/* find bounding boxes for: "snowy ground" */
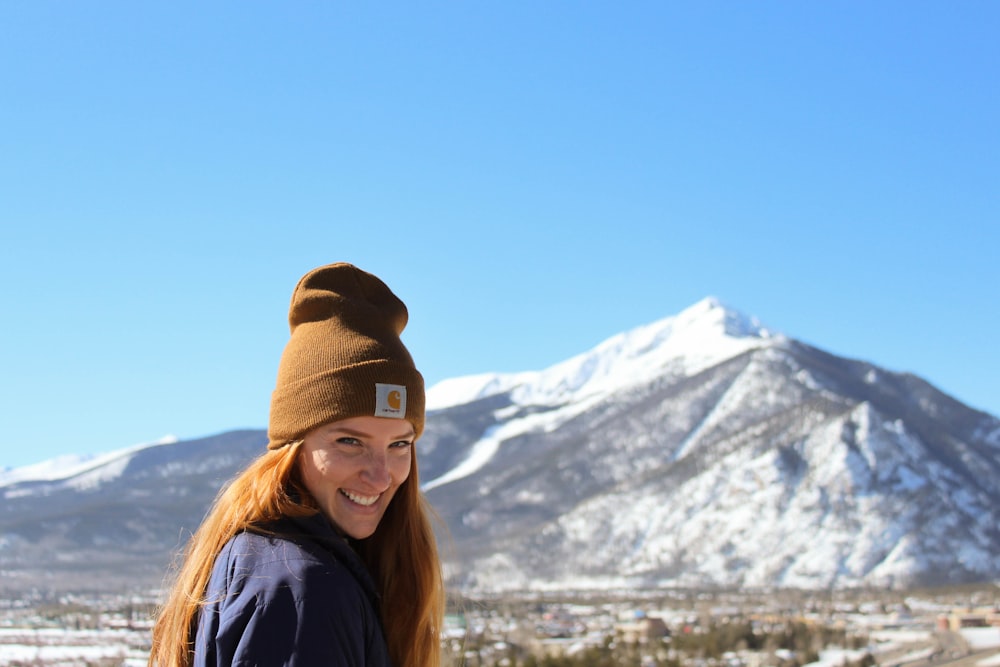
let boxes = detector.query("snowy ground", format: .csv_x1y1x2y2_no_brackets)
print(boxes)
962,627,1000,651
0,627,149,666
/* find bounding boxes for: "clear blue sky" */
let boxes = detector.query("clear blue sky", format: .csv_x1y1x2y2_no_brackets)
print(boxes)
1,2,997,469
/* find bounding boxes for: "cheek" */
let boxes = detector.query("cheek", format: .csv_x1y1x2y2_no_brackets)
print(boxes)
390,454,412,485
301,451,332,492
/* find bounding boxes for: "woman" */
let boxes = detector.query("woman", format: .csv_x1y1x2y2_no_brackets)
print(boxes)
149,262,445,667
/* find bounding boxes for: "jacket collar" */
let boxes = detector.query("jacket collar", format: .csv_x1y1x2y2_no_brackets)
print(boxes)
264,512,383,614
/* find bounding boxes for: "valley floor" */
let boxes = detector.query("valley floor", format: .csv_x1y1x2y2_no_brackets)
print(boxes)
0,586,997,667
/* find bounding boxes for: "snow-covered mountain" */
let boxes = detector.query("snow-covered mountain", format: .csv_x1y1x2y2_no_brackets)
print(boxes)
0,430,268,592
0,436,178,489
421,298,777,490
2,298,999,594
418,298,1000,591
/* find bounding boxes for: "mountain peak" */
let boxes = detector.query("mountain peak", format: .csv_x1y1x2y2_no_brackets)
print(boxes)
672,296,773,340
427,297,780,411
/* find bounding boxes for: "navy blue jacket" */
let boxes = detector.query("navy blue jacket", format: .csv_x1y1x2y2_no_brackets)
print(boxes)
193,513,392,667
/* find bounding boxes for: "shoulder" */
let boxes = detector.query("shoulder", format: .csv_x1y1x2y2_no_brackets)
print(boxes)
214,529,366,607
197,529,389,665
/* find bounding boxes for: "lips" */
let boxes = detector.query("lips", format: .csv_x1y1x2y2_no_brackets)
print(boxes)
341,489,380,507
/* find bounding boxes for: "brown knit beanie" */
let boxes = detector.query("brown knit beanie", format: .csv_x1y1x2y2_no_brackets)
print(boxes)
267,263,425,448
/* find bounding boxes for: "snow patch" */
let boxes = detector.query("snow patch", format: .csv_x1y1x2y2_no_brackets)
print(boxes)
0,436,178,488
423,426,505,491
423,395,603,490
427,372,534,411
961,627,1000,650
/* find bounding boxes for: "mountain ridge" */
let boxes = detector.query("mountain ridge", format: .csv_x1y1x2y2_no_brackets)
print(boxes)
426,296,776,412
416,324,1000,592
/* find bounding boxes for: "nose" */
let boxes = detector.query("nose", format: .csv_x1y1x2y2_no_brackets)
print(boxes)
360,449,391,490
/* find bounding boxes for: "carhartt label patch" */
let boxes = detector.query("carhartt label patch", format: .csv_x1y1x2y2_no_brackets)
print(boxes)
374,383,406,419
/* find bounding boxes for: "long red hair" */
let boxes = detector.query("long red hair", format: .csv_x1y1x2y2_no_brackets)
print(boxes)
148,441,444,667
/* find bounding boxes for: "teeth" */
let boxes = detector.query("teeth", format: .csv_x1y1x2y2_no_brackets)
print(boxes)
342,490,379,506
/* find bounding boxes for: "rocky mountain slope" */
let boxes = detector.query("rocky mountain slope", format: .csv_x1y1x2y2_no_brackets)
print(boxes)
2,298,998,594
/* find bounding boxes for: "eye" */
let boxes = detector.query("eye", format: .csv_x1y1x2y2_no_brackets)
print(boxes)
390,440,414,450
335,437,363,447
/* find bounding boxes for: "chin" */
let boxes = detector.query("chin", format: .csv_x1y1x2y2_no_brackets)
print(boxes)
347,527,377,540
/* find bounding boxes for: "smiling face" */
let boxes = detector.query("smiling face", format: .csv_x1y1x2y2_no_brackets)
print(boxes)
298,415,415,539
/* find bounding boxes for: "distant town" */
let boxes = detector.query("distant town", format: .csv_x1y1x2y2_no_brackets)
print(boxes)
1,585,998,667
